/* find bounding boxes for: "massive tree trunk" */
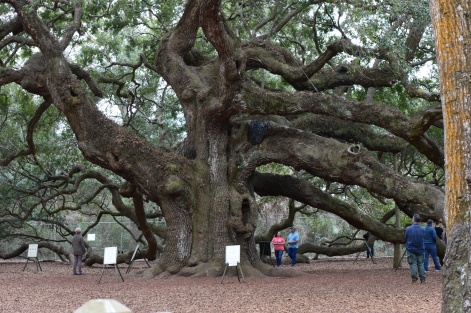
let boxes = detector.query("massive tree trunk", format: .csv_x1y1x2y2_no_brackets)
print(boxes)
430,0,471,311
1,0,447,278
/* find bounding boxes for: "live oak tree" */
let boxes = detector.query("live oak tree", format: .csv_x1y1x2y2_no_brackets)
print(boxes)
430,0,471,310
0,0,446,276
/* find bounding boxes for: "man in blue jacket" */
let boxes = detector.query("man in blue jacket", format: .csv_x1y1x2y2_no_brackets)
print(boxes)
405,214,426,283
424,219,442,272
287,227,300,266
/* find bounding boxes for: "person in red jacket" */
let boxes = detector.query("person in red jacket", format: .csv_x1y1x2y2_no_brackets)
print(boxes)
271,232,285,267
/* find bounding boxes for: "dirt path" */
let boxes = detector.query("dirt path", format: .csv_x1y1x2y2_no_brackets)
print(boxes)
0,257,441,313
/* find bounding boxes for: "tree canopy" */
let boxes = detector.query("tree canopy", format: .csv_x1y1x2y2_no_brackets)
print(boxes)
0,0,445,276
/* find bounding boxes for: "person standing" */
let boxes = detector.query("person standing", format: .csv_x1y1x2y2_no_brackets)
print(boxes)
424,219,442,272
72,227,87,275
363,232,374,258
271,232,285,267
287,227,299,266
434,221,444,240
434,221,447,244
405,214,426,283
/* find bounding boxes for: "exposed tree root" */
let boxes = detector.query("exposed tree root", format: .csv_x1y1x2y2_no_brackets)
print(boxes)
139,259,307,279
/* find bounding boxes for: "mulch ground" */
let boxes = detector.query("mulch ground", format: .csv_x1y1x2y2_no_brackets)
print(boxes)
0,256,441,313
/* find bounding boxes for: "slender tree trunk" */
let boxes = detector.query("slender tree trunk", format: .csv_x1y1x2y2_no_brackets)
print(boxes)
393,153,402,268
429,0,471,311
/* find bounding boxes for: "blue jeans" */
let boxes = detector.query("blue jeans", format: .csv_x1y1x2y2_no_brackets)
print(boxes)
288,247,297,265
424,244,441,271
274,250,283,267
407,251,426,282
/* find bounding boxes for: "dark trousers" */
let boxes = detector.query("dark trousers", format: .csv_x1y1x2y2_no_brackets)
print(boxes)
288,247,297,265
367,244,374,258
73,254,83,274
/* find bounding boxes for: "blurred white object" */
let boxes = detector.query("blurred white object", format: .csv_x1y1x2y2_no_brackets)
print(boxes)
74,299,132,313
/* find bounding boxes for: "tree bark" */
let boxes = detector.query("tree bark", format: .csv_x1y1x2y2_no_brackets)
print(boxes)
429,0,471,311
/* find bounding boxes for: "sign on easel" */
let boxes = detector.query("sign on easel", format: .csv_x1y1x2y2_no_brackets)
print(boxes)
23,244,42,272
98,247,124,283
221,245,245,284
104,247,118,265
27,244,38,258
258,241,275,267
131,244,140,262
226,245,240,266
126,244,150,274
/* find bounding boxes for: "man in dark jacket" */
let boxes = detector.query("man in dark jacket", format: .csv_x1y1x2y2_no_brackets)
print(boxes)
434,221,447,244
72,227,87,275
434,221,444,240
363,232,374,258
424,219,442,272
405,214,426,283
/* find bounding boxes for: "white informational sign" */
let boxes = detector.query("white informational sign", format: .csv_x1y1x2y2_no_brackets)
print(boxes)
131,244,140,261
87,234,95,241
27,244,38,258
103,246,118,265
225,245,240,266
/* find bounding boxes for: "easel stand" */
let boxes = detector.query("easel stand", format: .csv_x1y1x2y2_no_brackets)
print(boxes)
98,246,124,283
259,241,275,268
23,257,42,272
125,247,150,274
23,244,42,272
394,249,407,272
98,264,124,283
353,240,376,264
221,262,245,284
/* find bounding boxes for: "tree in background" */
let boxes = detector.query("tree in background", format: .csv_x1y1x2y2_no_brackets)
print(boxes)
430,0,471,310
0,0,445,276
